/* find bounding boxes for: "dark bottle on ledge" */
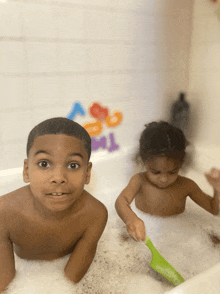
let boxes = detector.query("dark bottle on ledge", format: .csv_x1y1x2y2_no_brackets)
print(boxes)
170,92,190,136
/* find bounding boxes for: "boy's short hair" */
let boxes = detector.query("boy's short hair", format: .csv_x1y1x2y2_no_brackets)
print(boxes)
27,117,91,160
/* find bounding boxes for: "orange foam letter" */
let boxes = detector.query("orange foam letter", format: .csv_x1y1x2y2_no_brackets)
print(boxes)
83,120,103,137
105,111,123,127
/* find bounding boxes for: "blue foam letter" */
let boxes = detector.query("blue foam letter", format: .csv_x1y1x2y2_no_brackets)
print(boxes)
66,102,86,120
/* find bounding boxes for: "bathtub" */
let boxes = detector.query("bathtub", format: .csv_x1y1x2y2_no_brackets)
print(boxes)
1,145,220,294
164,144,220,294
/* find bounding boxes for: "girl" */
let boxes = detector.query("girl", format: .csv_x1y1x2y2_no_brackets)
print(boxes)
115,121,220,242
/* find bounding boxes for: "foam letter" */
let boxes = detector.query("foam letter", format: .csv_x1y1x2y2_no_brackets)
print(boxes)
89,102,109,120
83,120,102,137
66,102,86,120
108,133,119,152
92,136,107,151
105,111,123,127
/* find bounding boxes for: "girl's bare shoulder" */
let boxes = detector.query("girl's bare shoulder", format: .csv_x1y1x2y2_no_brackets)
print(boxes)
177,175,197,188
125,173,146,190
132,172,146,182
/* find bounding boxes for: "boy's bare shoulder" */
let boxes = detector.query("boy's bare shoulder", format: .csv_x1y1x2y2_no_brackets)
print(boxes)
0,186,30,233
0,186,29,212
82,190,108,222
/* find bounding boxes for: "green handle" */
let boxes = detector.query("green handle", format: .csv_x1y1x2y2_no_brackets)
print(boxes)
145,235,150,243
145,235,185,286
145,235,158,255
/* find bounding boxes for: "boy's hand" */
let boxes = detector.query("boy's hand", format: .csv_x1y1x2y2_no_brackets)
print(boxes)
205,168,220,192
126,218,146,242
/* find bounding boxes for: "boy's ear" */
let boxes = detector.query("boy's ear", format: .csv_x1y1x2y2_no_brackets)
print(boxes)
23,159,30,183
85,162,92,185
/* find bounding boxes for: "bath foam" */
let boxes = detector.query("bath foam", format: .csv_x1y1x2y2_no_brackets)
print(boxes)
131,199,220,281
4,168,220,294
5,202,220,294
5,201,220,293
5,211,173,294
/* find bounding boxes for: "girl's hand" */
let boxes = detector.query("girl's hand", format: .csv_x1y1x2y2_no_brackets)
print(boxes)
205,168,220,192
126,218,146,242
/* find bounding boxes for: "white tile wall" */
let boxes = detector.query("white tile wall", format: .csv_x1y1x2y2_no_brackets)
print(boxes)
22,4,57,38
0,2,23,37
55,6,85,39
0,77,29,108
88,44,134,71
188,0,220,147
0,42,26,74
0,107,31,144
27,76,60,106
0,0,193,170
58,43,88,72
26,42,58,73
1,141,26,170
84,10,119,41
59,76,88,102
29,104,74,128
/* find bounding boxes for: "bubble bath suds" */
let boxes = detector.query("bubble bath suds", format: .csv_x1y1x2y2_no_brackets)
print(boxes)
5,169,220,294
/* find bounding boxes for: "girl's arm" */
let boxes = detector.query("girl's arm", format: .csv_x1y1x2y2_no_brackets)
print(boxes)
188,168,220,215
115,174,146,241
205,168,220,214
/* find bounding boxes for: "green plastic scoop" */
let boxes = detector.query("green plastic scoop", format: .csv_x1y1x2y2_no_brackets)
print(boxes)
145,235,185,286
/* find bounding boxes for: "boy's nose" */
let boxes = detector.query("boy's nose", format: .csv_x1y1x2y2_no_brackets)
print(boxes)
51,168,67,184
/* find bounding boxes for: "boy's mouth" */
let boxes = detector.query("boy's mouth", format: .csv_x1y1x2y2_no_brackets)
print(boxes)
51,193,64,196
47,192,69,197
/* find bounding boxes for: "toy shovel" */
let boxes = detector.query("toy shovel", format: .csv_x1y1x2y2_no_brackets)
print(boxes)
145,235,185,286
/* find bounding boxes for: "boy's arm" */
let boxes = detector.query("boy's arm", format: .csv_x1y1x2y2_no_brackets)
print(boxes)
64,203,107,283
115,174,146,241
0,213,16,292
188,169,220,215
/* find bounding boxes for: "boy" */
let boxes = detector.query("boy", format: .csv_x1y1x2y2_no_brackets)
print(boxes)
0,117,108,293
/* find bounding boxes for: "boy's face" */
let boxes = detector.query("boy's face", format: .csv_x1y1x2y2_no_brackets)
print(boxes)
144,157,181,189
23,134,92,213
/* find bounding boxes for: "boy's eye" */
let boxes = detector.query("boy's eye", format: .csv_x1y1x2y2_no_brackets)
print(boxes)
38,161,50,168
68,163,80,169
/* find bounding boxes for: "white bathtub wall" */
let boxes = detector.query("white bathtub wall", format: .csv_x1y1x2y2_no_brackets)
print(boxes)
0,0,193,170
188,0,220,171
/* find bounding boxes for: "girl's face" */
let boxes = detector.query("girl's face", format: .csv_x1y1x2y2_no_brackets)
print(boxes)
144,157,182,189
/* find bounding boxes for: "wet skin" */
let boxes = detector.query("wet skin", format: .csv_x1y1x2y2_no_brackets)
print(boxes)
0,134,108,291
135,157,185,216
115,157,220,242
